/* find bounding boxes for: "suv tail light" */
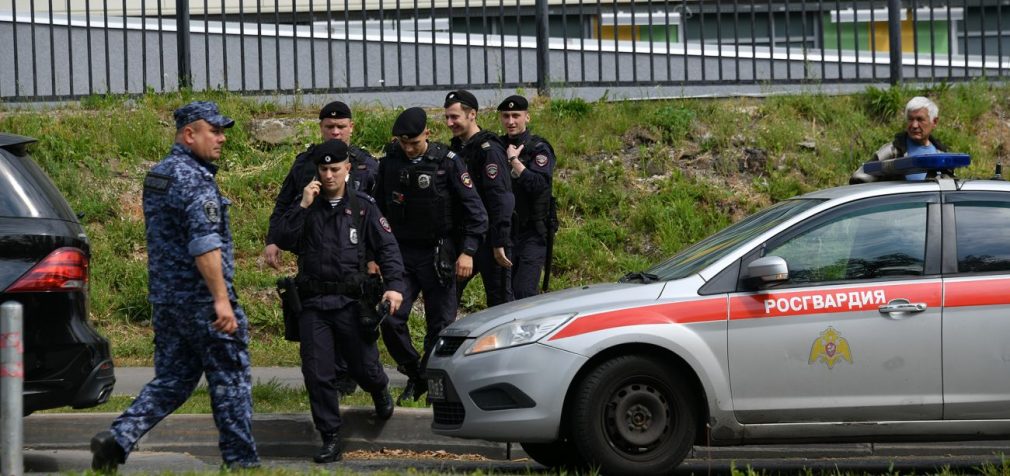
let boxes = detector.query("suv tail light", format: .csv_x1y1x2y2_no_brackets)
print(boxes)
6,247,89,292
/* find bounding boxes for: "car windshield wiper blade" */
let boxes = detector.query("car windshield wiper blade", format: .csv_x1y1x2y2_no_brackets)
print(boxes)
619,271,660,283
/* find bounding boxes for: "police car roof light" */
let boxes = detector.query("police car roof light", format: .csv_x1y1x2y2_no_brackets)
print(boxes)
861,153,971,178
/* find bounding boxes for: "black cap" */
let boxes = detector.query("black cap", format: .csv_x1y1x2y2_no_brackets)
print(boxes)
392,107,427,140
312,139,349,165
319,101,352,120
497,95,529,112
444,90,479,110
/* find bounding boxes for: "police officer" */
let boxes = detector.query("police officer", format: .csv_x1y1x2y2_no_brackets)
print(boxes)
274,139,405,463
498,95,557,299
90,101,259,471
375,107,488,404
264,100,379,396
445,90,516,307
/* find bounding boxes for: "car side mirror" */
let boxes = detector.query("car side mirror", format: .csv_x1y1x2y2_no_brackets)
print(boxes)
746,256,789,286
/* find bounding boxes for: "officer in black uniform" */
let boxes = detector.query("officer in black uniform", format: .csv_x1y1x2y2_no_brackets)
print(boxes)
498,95,557,299
445,90,516,307
264,100,379,396
375,107,488,404
274,139,405,463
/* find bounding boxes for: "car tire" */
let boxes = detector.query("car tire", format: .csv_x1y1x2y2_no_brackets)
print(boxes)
519,439,585,469
571,354,696,475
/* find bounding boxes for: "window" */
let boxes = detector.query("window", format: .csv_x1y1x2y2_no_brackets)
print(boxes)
765,201,928,284
955,201,1010,273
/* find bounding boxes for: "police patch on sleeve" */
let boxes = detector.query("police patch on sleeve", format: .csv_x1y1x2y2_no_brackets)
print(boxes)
460,172,474,188
379,216,392,233
203,200,220,223
143,172,172,194
485,163,499,180
535,154,549,167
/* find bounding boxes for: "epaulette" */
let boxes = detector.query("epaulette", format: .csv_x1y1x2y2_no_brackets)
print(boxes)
481,142,491,150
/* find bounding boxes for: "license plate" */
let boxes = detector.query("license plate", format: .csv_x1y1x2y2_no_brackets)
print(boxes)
427,376,446,401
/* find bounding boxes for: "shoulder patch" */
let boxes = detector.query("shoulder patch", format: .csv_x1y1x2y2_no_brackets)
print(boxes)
446,151,457,159
535,154,549,167
485,163,499,180
460,172,474,188
481,141,491,150
379,216,392,233
143,172,172,194
203,200,220,223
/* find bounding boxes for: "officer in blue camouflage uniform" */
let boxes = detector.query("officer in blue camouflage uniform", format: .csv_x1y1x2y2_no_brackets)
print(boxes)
275,139,405,463
498,95,557,299
264,100,379,396
445,90,516,307
90,101,259,471
375,107,488,404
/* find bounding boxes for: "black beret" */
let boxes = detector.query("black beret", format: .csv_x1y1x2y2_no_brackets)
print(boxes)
497,95,529,112
444,90,479,110
392,107,428,139
319,101,352,120
312,139,349,165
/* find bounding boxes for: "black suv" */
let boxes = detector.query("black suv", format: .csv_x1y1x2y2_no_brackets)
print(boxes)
0,133,114,414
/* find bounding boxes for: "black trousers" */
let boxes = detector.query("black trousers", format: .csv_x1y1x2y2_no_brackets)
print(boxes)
456,242,513,307
380,242,458,372
299,304,388,434
511,229,547,300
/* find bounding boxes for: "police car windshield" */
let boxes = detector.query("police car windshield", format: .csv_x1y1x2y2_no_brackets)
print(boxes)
645,199,824,281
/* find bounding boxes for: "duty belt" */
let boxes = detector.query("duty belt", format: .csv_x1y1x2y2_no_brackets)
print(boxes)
296,280,362,298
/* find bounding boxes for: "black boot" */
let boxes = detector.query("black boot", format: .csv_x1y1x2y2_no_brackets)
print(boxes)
395,361,428,405
313,431,343,463
371,387,394,420
90,430,126,472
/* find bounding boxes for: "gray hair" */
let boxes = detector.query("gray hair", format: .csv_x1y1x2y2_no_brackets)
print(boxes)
905,96,938,121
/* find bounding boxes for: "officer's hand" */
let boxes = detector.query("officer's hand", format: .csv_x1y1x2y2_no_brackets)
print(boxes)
263,244,283,271
493,247,512,268
456,254,474,279
507,144,525,170
382,290,403,315
212,300,238,334
367,260,381,276
301,180,322,208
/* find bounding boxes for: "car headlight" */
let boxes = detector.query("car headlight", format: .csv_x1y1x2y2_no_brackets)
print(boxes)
465,313,576,355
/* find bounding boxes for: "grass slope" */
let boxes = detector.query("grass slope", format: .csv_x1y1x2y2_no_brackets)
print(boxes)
2,81,1007,366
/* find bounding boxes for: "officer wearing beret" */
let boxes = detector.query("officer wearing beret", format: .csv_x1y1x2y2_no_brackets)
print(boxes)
274,139,405,463
91,101,259,470
375,107,488,404
445,90,516,307
498,95,558,299
264,100,379,396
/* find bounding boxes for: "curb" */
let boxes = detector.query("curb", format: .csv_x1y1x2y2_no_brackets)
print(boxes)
26,411,1010,462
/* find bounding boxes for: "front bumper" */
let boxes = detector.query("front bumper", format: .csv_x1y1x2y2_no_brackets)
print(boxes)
425,340,588,442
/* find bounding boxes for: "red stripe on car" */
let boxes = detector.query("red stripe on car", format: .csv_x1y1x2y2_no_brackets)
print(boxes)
945,278,1010,307
549,298,726,341
729,281,942,319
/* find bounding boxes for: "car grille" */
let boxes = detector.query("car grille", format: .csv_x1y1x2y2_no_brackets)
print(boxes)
434,336,466,356
432,401,466,426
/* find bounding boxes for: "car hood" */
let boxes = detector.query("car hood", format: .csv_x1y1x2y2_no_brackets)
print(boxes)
443,281,667,337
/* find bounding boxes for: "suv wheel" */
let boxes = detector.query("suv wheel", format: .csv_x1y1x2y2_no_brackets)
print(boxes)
571,355,695,475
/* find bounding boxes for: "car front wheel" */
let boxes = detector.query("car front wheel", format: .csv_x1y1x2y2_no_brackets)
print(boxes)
571,354,696,475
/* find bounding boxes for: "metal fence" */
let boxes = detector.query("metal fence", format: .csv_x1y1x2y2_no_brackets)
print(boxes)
2,0,1010,102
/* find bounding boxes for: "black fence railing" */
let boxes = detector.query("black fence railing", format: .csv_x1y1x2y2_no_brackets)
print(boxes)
2,0,1009,102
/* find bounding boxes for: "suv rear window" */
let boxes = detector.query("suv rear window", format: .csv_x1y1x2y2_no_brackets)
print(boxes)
0,150,78,221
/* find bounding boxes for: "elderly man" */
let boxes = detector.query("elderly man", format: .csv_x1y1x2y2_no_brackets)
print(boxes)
90,101,259,471
850,96,948,183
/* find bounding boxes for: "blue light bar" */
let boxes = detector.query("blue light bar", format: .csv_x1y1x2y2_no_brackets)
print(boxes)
862,153,971,177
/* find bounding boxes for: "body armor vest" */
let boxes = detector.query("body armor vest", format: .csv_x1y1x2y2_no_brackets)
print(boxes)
383,142,454,243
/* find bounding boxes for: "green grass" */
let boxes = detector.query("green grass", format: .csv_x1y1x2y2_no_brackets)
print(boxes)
4,83,1010,366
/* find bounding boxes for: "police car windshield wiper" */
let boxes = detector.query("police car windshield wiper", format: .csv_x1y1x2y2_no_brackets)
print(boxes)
619,271,660,283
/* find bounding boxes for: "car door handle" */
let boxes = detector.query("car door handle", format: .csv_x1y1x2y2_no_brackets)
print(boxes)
878,299,927,314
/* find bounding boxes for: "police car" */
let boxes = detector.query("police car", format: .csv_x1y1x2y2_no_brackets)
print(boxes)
426,154,1010,474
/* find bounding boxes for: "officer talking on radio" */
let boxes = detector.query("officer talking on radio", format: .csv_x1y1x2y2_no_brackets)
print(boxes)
374,107,488,404
274,139,405,463
498,94,558,299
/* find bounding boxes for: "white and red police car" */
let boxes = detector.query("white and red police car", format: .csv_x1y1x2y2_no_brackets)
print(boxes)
426,154,1010,474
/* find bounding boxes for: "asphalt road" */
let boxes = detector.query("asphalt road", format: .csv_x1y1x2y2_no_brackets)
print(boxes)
21,448,1010,475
